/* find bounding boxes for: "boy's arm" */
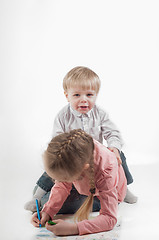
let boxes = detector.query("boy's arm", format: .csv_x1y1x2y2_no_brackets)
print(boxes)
52,113,65,137
108,147,122,165
100,110,123,151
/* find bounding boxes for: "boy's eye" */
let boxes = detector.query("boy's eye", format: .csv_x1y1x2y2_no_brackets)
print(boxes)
73,94,80,97
87,93,93,96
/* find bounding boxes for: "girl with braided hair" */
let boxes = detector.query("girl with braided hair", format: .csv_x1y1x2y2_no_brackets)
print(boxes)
31,129,127,236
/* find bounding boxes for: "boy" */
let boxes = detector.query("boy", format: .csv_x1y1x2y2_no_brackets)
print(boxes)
25,66,137,212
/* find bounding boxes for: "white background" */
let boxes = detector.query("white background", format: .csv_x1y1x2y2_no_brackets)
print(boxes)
0,1,159,239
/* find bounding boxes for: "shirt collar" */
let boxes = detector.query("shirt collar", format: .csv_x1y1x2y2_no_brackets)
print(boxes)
70,104,92,118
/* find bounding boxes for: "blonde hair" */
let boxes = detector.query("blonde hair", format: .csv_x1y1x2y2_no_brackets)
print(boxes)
63,66,101,94
44,129,96,221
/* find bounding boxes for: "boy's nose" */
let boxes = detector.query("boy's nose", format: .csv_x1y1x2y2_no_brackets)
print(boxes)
80,96,87,102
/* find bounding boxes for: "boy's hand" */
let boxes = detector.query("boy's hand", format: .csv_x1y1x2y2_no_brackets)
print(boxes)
46,219,79,236
108,147,122,165
31,211,50,227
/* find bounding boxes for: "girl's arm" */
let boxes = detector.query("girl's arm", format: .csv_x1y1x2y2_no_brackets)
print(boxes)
77,183,118,235
42,181,72,219
45,219,79,236
77,153,127,235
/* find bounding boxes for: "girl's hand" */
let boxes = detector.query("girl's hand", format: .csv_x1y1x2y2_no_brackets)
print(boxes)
108,147,122,165
45,219,79,236
31,211,50,227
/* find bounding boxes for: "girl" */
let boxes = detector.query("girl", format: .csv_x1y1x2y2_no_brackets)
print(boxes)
31,129,127,236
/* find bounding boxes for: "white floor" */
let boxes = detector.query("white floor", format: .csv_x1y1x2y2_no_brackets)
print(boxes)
119,163,159,239
1,162,159,240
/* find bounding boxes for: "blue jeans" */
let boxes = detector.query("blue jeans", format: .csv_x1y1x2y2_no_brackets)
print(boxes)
35,151,132,213
39,185,101,213
120,151,133,185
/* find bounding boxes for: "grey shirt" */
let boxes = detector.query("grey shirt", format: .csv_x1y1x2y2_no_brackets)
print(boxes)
52,104,123,151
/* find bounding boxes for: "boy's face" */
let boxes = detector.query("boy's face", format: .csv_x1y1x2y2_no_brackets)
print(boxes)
65,87,97,114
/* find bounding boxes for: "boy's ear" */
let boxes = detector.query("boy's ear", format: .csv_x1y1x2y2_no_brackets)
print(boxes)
64,91,69,102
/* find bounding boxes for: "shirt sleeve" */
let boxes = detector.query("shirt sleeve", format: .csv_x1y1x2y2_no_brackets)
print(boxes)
77,157,119,235
42,182,72,219
52,112,65,137
99,108,123,151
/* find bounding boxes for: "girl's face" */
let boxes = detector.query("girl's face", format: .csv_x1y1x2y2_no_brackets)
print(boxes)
48,169,83,183
64,87,97,114
46,164,90,183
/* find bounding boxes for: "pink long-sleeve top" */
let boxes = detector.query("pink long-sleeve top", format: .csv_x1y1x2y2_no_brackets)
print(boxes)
42,140,127,235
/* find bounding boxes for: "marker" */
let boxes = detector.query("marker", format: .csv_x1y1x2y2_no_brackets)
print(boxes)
48,220,57,225
36,199,42,227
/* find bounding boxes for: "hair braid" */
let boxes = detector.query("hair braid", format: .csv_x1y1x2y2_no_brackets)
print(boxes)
89,158,96,194
44,129,96,221
74,154,96,222
55,130,86,160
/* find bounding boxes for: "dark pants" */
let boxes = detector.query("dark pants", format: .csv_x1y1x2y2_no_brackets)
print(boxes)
39,186,101,213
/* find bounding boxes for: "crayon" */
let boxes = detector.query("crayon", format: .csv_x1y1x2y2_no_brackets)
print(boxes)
36,199,42,227
48,220,57,225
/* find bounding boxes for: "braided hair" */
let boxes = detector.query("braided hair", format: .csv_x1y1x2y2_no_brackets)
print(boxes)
44,129,96,221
